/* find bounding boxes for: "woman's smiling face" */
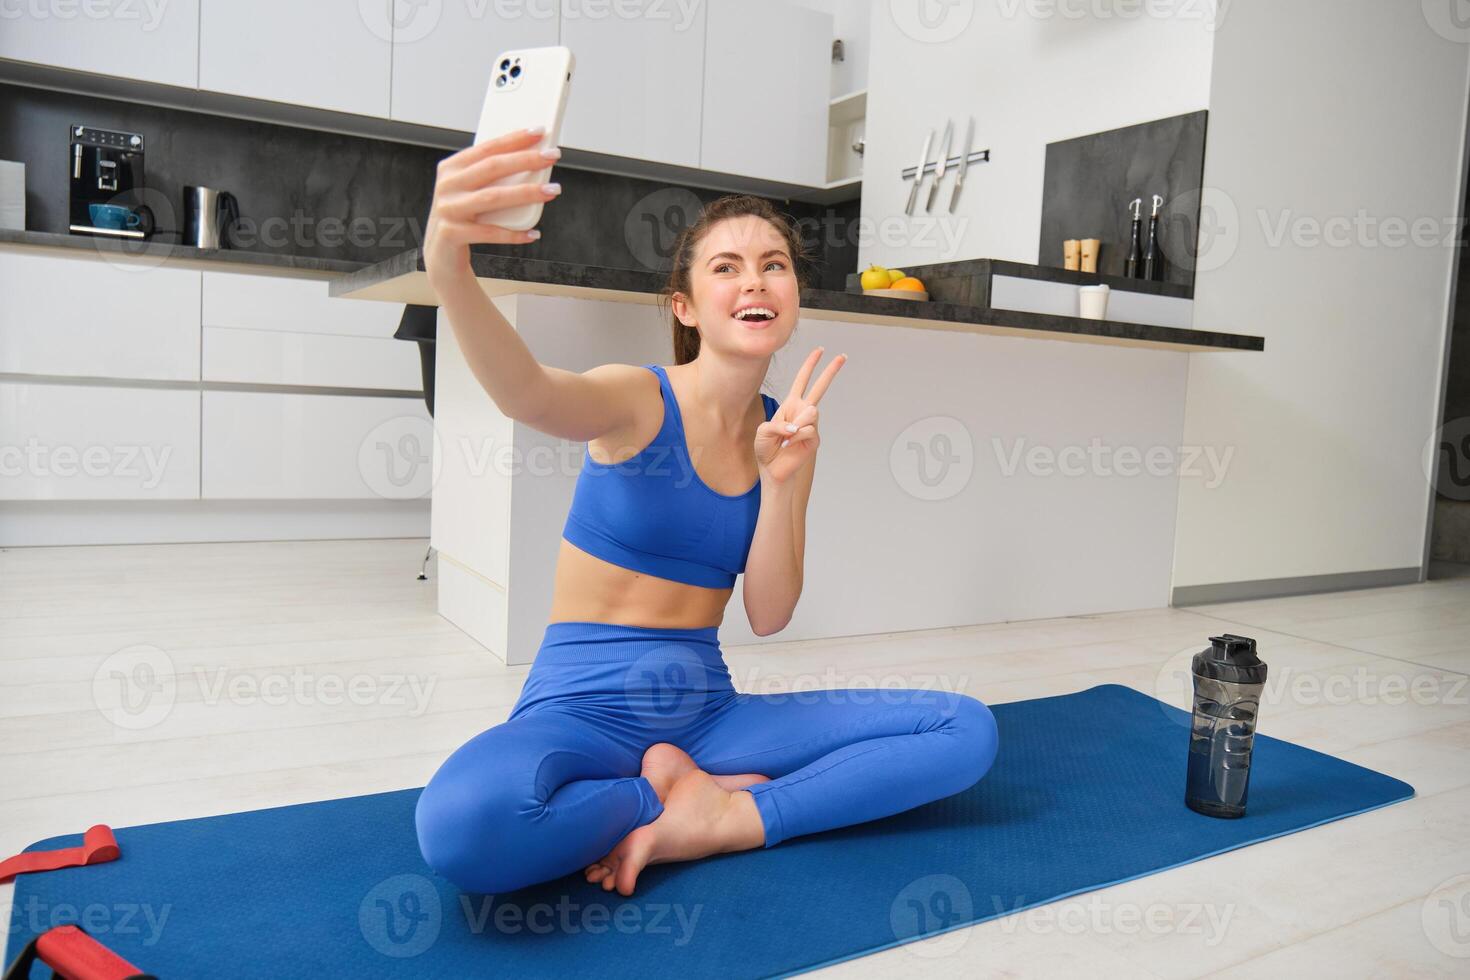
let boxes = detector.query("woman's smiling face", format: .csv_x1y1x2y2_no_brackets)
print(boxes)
673,214,799,355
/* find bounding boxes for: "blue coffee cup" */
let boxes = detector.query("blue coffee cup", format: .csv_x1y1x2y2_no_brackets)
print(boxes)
89,203,143,230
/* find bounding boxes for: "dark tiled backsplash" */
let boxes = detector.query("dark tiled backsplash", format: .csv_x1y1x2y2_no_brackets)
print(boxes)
1038,110,1207,290
0,83,859,289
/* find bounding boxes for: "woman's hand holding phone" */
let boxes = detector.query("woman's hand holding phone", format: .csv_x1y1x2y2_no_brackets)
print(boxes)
423,126,563,288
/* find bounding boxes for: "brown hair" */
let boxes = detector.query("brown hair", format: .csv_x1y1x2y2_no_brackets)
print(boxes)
660,194,811,365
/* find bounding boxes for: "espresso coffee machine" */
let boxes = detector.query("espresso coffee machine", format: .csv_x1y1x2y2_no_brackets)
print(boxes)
68,125,149,239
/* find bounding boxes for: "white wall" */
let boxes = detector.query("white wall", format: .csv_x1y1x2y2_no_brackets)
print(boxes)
860,1,1216,268
1171,2,1470,590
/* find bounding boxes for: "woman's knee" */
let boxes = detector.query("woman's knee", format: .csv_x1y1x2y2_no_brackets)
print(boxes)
947,693,1000,788
415,748,540,894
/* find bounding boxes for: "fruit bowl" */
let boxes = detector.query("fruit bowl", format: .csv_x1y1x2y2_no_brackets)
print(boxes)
862,287,929,302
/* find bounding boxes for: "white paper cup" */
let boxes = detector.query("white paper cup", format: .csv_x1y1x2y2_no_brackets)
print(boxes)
1078,284,1110,320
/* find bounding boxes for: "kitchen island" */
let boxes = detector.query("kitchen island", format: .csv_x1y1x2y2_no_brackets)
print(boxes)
331,247,1261,664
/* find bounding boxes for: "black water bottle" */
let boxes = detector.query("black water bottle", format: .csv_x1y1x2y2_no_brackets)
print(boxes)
1185,634,1268,818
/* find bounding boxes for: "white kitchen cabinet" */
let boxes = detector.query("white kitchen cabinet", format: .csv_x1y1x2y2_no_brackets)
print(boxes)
0,0,200,89
202,390,431,499
201,270,417,390
198,0,391,117
202,271,403,338
0,252,201,381
558,0,707,167
389,0,560,131
202,327,421,391
0,382,201,500
700,0,831,186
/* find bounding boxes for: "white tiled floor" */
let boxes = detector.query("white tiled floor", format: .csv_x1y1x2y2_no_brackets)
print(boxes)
2,539,1467,977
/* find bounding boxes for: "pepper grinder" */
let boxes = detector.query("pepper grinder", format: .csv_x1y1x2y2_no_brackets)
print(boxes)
1079,238,1099,273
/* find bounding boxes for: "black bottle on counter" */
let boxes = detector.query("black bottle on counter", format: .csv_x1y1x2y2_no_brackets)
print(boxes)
1143,193,1164,280
1124,197,1143,278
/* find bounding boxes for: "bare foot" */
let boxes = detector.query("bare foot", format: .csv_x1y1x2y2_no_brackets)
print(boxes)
709,771,772,793
586,745,770,891
638,742,771,803
584,769,766,896
638,742,698,803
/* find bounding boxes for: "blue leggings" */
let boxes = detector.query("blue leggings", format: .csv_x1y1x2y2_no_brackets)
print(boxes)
415,621,1000,894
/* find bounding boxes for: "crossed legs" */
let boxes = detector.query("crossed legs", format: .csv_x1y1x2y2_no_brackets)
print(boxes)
415,688,999,896
582,688,999,894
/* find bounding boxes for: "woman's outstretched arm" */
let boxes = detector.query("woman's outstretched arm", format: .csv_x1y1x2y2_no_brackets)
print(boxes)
424,127,645,443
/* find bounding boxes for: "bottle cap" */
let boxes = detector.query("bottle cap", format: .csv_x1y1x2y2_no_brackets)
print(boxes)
1192,633,1268,685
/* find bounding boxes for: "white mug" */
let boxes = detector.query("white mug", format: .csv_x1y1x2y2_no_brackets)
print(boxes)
1078,284,1110,320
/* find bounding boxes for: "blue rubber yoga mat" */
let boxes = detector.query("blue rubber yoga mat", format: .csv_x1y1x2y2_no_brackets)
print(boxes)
6,683,1413,978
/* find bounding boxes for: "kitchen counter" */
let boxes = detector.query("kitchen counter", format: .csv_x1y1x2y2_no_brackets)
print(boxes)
0,228,366,280
330,248,1262,353
844,257,1197,300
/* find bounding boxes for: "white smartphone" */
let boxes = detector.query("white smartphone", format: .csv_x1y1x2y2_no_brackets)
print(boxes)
471,45,574,232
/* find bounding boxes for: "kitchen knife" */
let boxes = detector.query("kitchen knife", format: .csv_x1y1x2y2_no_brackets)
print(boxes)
904,128,933,216
949,117,974,213
926,119,953,213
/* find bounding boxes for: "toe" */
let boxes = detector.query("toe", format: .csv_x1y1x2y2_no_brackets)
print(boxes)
614,863,638,896
609,829,655,897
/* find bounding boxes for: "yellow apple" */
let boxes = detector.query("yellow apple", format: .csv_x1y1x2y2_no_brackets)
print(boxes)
860,264,890,290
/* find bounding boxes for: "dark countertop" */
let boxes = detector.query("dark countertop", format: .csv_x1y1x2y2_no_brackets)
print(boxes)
0,228,367,279
845,257,1196,300
330,248,1263,353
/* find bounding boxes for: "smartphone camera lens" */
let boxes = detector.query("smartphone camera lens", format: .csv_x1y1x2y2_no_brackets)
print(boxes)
495,75,506,88
510,65,521,78
499,59,510,70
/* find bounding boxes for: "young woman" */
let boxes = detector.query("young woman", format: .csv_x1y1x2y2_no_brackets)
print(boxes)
413,127,1000,898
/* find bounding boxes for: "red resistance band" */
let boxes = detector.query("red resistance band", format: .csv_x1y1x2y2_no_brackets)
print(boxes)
2,925,155,980
0,824,119,884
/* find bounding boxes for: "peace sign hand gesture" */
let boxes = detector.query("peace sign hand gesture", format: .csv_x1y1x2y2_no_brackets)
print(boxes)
755,348,847,485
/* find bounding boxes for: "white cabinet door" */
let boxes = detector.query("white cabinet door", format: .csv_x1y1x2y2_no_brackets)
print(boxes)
558,0,706,167
201,271,417,391
389,0,560,132
202,328,422,391
0,253,200,381
199,0,391,117
202,390,431,499
202,271,403,338
700,0,830,186
0,0,200,88
0,383,200,500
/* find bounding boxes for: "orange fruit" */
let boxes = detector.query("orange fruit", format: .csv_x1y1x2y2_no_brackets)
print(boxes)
891,276,925,291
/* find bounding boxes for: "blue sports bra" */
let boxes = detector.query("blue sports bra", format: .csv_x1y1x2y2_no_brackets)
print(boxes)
561,364,779,589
